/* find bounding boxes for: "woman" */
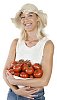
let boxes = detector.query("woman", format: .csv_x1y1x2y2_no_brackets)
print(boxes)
3,3,54,100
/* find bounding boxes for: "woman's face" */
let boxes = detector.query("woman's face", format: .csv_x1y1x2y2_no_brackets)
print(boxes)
20,12,38,32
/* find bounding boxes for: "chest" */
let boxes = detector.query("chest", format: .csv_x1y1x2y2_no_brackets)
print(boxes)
25,40,39,48
15,41,45,64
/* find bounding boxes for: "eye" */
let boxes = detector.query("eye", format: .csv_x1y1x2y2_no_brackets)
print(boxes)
28,14,33,17
21,16,25,19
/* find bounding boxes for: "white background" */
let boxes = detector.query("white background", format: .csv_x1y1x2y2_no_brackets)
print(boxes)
0,0,57,100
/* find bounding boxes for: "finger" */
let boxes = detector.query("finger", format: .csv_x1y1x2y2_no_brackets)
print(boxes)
28,88,38,94
22,86,31,90
26,96,34,100
6,72,9,76
6,70,9,76
6,70,10,74
7,70,13,77
25,87,38,92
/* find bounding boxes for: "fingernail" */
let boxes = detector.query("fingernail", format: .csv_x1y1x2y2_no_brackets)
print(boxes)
31,98,34,100
27,97,34,100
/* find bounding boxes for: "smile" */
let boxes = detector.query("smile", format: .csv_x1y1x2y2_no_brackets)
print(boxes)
24,23,32,26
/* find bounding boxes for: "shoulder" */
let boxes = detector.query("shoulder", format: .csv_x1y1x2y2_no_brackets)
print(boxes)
45,40,54,49
44,40,54,54
10,38,19,49
12,38,18,44
11,38,18,46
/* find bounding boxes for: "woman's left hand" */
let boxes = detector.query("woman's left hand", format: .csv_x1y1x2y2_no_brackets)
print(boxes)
6,70,15,84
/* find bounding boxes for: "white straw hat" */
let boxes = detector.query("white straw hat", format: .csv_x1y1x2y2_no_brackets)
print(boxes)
11,3,47,28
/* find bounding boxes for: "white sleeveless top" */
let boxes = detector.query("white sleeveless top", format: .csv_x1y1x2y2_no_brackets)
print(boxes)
15,37,49,64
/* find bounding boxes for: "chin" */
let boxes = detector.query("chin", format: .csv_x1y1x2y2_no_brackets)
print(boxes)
25,28,34,32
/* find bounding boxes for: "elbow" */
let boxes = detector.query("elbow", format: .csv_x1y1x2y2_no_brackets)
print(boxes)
44,79,49,86
3,69,6,81
44,81,49,86
42,75,51,86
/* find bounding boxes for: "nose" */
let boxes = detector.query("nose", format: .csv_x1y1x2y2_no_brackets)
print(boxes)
25,16,29,21
23,17,29,24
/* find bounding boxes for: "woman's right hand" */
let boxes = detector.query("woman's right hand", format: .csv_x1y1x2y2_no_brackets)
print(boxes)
14,86,39,99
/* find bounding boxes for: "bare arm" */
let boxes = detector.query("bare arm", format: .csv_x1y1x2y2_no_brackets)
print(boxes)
11,40,54,87
3,38,18,91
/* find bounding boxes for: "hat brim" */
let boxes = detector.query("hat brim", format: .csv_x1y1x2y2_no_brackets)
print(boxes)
11,4,47,28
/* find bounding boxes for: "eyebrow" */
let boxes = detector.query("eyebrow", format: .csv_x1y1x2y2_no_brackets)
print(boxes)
28,12,34,14
19,12,23,16
28,12,38,17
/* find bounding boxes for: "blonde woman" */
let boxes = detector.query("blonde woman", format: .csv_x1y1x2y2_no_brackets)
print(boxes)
3,3,54,100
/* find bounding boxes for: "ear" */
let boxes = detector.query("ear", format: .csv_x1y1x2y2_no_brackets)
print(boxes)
37,16,41,21
37,21,40,27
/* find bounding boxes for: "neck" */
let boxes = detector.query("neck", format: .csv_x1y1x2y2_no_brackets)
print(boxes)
26,33,42,42
26,28,38,41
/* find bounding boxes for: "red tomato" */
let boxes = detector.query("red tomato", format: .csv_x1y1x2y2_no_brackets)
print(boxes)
33,63,42,70
13,64,22,73
25,66,34,75
20,72,29,78
8,69,14,75
14,72,20,76
22,63,28,71
33,69,43,78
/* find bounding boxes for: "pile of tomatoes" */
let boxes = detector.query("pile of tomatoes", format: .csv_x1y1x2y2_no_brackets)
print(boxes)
7,59,43,78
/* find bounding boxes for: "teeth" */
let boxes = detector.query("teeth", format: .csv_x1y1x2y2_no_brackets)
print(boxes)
24,23,32,26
